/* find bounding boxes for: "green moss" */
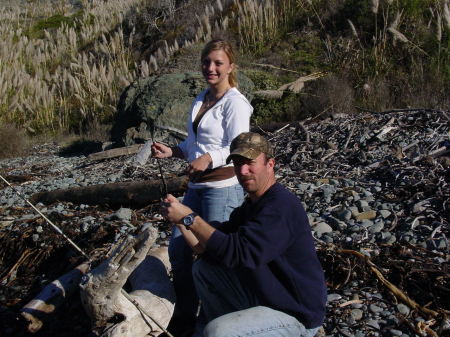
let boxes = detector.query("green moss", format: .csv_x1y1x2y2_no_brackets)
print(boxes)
243,70,282,91
27,10,85,39
251,92,306,125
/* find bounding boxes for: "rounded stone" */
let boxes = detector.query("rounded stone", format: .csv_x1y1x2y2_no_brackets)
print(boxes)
350,309,363,320
369,304,383,314
390,329,403,336
396,303,410,316
327,293,342,302
312,222,333,237
366,319,380,330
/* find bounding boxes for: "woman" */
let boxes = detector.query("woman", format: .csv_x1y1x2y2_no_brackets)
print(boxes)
151,39,253,333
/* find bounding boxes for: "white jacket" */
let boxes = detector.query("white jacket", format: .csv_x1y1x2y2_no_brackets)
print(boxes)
178,87,253,188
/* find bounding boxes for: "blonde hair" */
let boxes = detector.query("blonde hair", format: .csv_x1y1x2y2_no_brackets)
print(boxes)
201,39,238,88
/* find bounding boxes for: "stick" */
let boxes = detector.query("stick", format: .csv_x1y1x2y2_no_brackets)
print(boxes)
339,249,440,318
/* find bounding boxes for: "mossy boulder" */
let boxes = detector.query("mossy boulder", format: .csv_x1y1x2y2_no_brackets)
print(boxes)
111,71,254,146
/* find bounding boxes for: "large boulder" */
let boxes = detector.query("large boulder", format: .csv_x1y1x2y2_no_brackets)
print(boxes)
111,71,254,146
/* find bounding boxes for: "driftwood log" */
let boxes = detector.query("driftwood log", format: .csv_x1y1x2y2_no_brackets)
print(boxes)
29,176,188,208
80,227,175,337
88,144,143,161
20,263,90,333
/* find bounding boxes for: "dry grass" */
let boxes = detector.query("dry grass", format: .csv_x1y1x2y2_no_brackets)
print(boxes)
0,124,30,159
302,74,355,117
0,0,148,133
234,0,297,53
0,0,236,134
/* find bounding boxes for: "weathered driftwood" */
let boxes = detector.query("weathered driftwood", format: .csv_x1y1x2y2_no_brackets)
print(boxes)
29,176,188,208
21,263,90,333
80,227,175,337
88,144,143,161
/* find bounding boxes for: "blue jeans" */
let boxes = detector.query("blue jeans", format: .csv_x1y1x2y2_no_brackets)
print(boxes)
192,259,320,337
169,184,245,321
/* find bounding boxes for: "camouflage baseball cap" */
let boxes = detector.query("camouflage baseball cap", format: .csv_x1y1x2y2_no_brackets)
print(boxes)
226,132,274,163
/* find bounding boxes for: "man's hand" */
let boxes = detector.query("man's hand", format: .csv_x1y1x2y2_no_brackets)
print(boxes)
161,194,216,254
161,194,193,224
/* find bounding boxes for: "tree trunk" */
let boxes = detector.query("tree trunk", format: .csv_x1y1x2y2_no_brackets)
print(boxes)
29,176,188,208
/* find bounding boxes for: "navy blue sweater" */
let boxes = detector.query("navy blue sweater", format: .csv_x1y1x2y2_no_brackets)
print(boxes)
205,182,327,329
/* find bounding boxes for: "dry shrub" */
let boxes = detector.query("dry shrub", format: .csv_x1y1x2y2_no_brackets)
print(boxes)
359,77,394,112
57,122,111,156
400,70,450,109
0,124,30,159
302,74,355,117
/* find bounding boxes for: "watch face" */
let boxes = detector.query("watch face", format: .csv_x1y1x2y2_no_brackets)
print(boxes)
183,214,194,226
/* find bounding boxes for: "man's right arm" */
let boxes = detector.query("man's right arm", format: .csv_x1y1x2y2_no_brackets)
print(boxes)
163,194,217,253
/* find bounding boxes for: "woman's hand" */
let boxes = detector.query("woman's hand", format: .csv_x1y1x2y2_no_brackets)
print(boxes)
151,142,173,159
188,153,212,181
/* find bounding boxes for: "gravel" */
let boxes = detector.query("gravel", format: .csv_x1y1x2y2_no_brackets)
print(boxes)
0,109,449,337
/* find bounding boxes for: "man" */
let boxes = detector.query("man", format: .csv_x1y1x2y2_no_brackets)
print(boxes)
161,132,326,337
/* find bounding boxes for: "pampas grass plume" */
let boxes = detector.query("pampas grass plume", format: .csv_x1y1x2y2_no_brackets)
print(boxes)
348,19,358,38
444,1,450,29
436,13,442,42
371,0,379,14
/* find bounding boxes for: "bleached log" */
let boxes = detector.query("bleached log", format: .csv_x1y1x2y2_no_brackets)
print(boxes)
88,144,143,161
29,176,188,208
80,227,175,337
21,263,90,333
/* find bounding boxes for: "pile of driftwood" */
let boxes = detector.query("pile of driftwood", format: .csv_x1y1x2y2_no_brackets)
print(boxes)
0,109,448,337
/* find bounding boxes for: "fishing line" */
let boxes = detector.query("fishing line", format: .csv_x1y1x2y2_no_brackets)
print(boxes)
0,174,91,262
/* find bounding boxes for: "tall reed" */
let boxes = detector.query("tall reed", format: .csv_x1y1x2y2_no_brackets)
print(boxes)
0,0,237,133
0,0,143,132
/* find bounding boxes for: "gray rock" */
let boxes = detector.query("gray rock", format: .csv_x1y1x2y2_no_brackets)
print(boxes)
360,219,374,227
369,304,383,314
412,200,428,213
312,222,333,237
350,309,363,320
337,209,352,221
386,235,397,245
321,234,334,244
82,216,96,223
396,303,410,316
329,179,340,185
366,319,380,329
327,293,342,302
113,208,132,221
111,72,254,145
369,222,384,233
356,200,369,210
378,210,392,218
390,329,403,336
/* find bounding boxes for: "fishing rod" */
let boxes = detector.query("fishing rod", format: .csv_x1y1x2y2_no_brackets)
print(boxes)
150,122,169,197
0,174,174,337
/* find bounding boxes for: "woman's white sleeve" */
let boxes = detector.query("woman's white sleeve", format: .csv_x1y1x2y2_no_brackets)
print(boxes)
208,98,253,168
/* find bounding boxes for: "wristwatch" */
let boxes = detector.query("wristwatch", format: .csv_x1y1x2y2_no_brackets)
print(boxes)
182,212,198,230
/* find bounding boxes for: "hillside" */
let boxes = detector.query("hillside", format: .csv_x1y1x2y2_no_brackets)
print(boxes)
0,0,448,139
